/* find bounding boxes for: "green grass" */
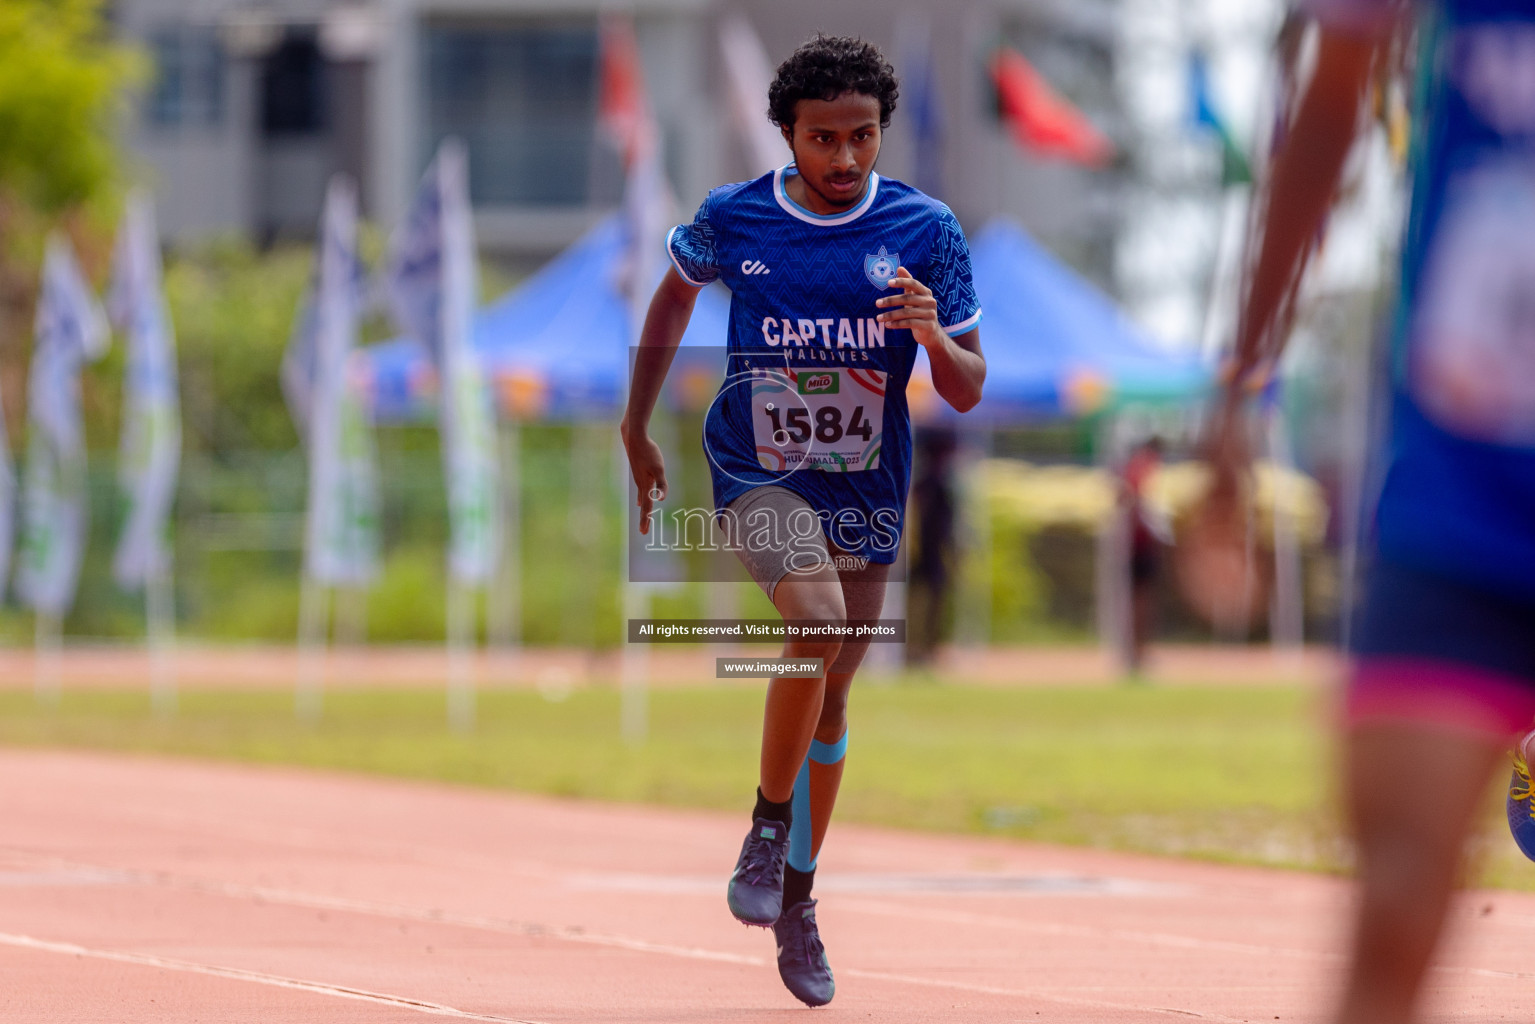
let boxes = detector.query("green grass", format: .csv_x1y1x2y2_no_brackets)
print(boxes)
1,682,1529,888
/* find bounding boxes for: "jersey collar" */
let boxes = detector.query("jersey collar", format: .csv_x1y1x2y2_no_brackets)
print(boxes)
773,164,880,226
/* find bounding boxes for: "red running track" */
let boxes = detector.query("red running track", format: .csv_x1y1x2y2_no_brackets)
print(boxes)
2,749,1532,1023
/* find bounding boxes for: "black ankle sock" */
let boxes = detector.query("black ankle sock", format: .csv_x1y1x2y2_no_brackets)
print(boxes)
753,787,793,830
783,865,815,908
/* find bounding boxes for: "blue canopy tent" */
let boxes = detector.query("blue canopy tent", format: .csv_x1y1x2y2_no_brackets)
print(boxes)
367,216,1205,427
362,215,730,424
909,219,1209,425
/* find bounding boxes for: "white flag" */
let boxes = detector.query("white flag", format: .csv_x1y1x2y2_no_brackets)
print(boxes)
290,176,379,587
15,233,110,616
0,377,14,600
718,14,786,176
107,192,181,592
381,141,500,585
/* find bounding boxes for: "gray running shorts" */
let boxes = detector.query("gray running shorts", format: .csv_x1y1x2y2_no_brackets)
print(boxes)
723,486,831,601
722,486,891,675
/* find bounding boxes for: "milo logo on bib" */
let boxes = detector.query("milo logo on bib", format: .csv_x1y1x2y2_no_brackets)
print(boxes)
799,372,839,395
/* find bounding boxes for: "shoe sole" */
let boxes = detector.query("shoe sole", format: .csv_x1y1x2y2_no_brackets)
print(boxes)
727,897,779,927
782,983,834,1008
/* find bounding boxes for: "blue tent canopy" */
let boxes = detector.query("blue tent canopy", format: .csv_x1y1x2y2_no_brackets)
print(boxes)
364,215,1206,426
363,216,729,423
911,219,1209,424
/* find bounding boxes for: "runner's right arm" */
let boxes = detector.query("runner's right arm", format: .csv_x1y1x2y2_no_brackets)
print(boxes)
621,267,701,535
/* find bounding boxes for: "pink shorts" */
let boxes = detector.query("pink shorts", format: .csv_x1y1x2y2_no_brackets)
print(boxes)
1347,658,1535,741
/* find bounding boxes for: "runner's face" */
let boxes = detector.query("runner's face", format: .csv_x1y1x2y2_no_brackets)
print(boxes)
783,93,882,213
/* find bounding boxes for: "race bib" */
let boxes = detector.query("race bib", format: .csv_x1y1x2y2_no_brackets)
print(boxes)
749,367,886,473
1411,158,1535,444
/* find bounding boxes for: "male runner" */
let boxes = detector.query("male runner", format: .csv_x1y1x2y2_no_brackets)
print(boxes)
621,34,984,1007
1202,2,1535,1021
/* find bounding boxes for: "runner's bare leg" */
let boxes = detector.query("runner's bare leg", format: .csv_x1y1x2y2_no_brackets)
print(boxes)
1334,721,1504,1024
759,566,845,802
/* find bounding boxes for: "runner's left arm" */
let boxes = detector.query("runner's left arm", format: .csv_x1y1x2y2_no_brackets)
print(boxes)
877,270,985,413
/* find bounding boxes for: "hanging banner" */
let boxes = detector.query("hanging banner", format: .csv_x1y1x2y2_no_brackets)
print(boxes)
107,191,182,592
381,141,500,584
285,176,380,586
15,233,110,616
0,354,14,601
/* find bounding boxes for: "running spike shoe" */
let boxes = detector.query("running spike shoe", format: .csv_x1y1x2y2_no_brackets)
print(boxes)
773,899,835,1007
1509,748,1535,861
727,817,788,926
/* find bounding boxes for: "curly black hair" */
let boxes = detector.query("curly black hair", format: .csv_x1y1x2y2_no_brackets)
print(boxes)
767,34,899,131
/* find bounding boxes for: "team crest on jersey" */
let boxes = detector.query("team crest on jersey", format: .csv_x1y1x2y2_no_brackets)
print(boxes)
863,246,899,288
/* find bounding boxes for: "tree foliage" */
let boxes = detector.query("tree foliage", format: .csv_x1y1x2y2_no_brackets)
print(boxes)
0,0,142,443
0,0,142,215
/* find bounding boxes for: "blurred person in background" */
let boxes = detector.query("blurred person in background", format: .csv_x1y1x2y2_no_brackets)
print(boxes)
621,34,985,1007
906,426,960,668
1201,1,1535,1021
1120,436,1166,677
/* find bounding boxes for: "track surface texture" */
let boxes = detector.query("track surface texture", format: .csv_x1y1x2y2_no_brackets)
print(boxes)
3,748,1532,1023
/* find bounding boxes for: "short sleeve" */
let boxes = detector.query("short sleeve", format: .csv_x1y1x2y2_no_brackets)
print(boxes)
1293,0,1407,37
666,195,720,287
929,208,983,337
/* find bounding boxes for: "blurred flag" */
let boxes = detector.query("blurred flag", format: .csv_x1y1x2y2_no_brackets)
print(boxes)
990,46,1114,168
600,13,675,318
718,13,786,176
598,14,654,169
898,15,945,198
15,234,109,616
381,141,500,585
288,176,379,587
0,372,12,602
1189,51,1253,187
107,192,182,593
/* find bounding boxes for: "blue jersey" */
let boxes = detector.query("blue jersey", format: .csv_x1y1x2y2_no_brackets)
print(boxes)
667,165,981,563
1307,0,1535,599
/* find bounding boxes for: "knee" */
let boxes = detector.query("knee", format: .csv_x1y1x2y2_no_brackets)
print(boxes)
816,689,849,740
777,582,847,668
827,637,871,676
789,636,844,670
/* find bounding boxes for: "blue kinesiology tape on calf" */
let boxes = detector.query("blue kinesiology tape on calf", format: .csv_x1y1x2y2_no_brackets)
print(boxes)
789,732,848,873
809,730,848,765
789,755,815,872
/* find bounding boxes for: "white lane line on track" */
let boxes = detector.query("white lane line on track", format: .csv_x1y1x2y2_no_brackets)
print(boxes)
125,868,768,968
0,931,544,1023
8,857,1265,1020
838,968,1251,1022
840,898,1535,987
25,853,1531,1010
837,897,1345,965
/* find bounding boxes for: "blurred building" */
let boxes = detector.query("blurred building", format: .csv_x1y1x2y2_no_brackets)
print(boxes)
116,0,1142,273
